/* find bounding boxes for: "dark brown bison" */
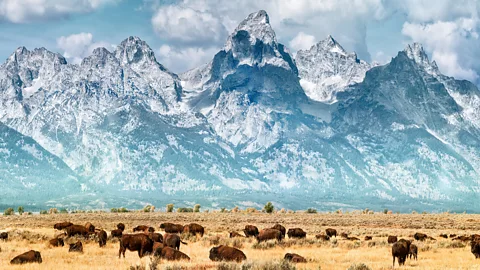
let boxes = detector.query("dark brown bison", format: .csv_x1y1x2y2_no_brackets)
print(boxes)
439,234,448,239
340,232,349,239
98,230,107,247
315,234,330,241
69,241,83,253
160,223,184,234
49,237,64,247
284,253,307,263
183,223,205,237
65,225,90,238
209,245,246,262
54,222,73,230
119,234,153,258
392,239,411,267
364,236,373,241
117,223,125,231
111,229,123,238
257,229,283,242
147,232,163,243
414,232,428,241
409,244,418,260
287,228,306,239
454,235,471,242
0,231,8,240
450,234,457,238
325,228,337,238
348,236,360,241
163,233,187,250
472,234,480,242
388,235,398,244
10,250,42,264
271,224,286,237
145,227,155,233
154,246,190,261
133,225,149,232
153,241,164,252
85,222,95,233
230,232,245,238
243,225,259,237
472,240,480,259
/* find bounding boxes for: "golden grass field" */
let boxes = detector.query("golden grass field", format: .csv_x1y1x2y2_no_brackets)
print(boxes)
0,212,479,269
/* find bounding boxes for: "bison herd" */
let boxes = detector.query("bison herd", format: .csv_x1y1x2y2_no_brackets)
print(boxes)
2,220,480,266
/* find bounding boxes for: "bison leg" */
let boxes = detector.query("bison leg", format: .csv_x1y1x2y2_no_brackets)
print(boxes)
393,256,395,268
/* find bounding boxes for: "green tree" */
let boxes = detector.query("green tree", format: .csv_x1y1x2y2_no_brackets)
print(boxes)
264,202,274,214
193,204,201,212
166,204,174,213
17,206,24,215
383,208,388,214
40,210,48,215
4,208,14,216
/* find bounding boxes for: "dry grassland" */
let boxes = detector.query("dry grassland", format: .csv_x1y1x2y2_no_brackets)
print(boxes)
0,212,479,269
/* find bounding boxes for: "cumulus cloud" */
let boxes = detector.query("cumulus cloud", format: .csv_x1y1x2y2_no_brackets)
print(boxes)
57,32,113,64
157,45,218,73
0,0,119,23
289,32,316,52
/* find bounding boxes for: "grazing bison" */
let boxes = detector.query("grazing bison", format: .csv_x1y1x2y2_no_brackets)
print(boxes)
163,233,187,250
183,223,205,237
388,235,398,244
111,229,123,239
340,232,349,239
392,239,411,267
133,225,149,232
65,225,90,238
154,246,190,261
119,234,153,258
450,234,457,238
54,222,73,230
287,228,306,239
414,233,427,241
472,234,480,242
69,241,83,253
243,225,259,237
117,223,125,231
147,232,163,243
10,250,42,264
49,237,64,247
159,223,184,234
271,224,286,237
471,240,480,259
0,231,8,240
85,222,95,233
409,244,418,260
439,234,448,239
364,236,373,241
454,235,471,242
257,229,283,242
315,234,330,241
284,253,307,263
230,232,245,238
209,245,246,262
325,228,337,238
98,230,107,247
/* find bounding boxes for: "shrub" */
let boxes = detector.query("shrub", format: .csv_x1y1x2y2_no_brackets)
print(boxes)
246,207,257,213
177,207,193,213
264,202,274,214
279,208,286,213
252,240,278,250
194,204,201,212
347,263,371,270
4,208,14,216
17,206,24,215
118,207,129,213
143,205,153,212
110,208,118,213
306,208,317,214
40,210,48,215
166,204,174,213
383,208,388,214
49,208,58,214
59,208,68,214
27,212,32,215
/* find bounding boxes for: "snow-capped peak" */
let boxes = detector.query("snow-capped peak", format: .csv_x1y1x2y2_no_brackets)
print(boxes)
404,43,438,75
225,10,277,50
319,35,348,56
114,36,157,65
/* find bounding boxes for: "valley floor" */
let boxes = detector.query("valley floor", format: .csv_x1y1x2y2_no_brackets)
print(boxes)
0,212,479,269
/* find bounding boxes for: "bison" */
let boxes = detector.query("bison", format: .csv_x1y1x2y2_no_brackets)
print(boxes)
287,228,306,239
409,244,418,260
10,250,42,264
98,230,107,247
85,222,95,233
325,228,337,238
147,232,163,243
392,239,411,267
348,236,360,241
439,234,448,239
65,225,91,238
414,232,428,241
284,253,307,263
183,223,205,237
119,234,153,258
111,229,123,239
271,224,286,237
472,240,480,259
159,223,184,234
449,234,457,238
117,223,125,231
315,234,330,241
69,241,83,253
49,237,64,247
388,235,398,244
154,246,190,261
340,232,349,239
163,233,187,250
257,229,283,242
364,236,373,241
0,231,8,241
133,225,149,232
243,225,259,237
209,245,246,262
453,235,471,242
54,222,73,230
230,232,245,238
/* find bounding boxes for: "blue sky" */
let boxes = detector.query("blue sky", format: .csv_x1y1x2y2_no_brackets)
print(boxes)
0,0,479,84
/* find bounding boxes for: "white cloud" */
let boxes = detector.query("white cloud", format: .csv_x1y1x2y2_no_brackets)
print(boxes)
0,0,119,23
157,45,217,73
57,32,113,64
289,32,316,52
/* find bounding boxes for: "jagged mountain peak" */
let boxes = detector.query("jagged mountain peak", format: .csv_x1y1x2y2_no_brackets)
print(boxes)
403,42,439,74
114,36,157,65
225,10,277,50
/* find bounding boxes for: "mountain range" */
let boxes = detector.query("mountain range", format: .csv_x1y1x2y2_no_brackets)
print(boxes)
1,10,479,212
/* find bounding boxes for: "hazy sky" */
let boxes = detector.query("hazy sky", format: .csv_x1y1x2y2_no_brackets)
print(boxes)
0,0,479,84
